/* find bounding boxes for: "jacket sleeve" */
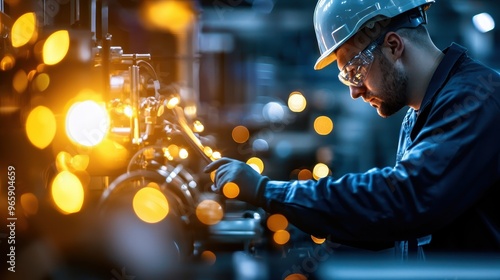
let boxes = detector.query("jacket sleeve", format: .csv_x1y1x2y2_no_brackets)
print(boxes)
261,74,500,245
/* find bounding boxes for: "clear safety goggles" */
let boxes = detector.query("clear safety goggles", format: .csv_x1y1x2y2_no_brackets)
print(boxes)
338,41,378,87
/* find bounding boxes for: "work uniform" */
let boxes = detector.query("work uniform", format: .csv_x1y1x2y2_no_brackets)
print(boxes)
262,43,500,256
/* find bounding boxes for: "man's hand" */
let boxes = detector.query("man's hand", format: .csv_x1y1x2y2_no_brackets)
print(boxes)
203,157,268,207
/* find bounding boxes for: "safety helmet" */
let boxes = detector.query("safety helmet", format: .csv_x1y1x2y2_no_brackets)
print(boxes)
313,0,435,70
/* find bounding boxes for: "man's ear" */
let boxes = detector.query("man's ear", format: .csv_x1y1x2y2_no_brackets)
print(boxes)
383,31,404,60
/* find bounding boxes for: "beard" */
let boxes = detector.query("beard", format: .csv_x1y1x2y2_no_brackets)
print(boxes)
375,54,408,118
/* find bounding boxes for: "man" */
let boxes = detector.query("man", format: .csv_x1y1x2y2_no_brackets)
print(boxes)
204,0,500,257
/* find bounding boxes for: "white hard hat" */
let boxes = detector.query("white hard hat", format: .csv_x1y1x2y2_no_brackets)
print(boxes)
313,0,435,70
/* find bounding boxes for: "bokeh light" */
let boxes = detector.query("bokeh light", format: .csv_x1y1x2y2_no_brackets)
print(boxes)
313,163,330,180
267,213,288,232
232,125,250,144
132,187,170,224
33,73,50,92
273,229,290,245
43,30,70,65
222,182,240,199
66,100,110,147
203,146,213,158
142,1,194,33
12,70,28,93
311,235,326,245
20,193,39,216
288,91,307,113
193,120,204,133
196,199,223,225
71,154,90,171
211,151,222,160
51,171,84,214
166,96,180,109
179,148,189,159
11,12,37,48
284,273,308,280
313,116,334,135
298,169,313,180
1,55,16,71
25,106,57,149
246,157,264,174
201,250,217,266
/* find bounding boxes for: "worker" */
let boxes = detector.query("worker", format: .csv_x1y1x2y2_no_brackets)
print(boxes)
204,0,500,258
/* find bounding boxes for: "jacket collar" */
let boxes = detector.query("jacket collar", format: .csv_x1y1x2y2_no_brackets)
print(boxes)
418,43,468,114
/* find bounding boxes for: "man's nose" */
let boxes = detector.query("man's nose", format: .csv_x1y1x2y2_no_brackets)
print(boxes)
349,85,366,100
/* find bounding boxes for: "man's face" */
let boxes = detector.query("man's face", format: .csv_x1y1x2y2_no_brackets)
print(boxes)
336,40,408,118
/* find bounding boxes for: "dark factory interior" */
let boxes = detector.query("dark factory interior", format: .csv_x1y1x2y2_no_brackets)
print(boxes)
1,0,500,279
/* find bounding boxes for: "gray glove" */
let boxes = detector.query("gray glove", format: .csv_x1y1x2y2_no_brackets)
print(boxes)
203,157,268,207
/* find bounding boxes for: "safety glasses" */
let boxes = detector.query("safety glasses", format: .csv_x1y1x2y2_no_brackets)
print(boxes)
338,41,379,87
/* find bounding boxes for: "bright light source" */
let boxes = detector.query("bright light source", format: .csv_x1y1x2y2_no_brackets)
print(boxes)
25,106,57,149
142,1,194,33
193,120,205,133
313,163,330,180
311,235,326,244
473,12,495,33
298,169,313,180
66,101,110,147
20,193,39,216
132,187,170,223
222,182,240,199
11,12,37,48
232,125,250,144
43,30,70,65
273,229,290,245
267,214,288,232
288,91,307,113
246,157,264,174
51,171,84,214
314,116,334,135
201,251,217,265
263,102,285,122
196,199,223,225
179,148,189,159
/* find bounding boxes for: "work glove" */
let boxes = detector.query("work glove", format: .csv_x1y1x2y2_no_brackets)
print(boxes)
203,157,269,207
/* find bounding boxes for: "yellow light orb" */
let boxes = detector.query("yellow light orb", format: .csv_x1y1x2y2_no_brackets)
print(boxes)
297,169,313,180
288,91,307,113
267,214,288,232
211,151,222,160
232,125,250,144
33,73,50,91
51,171,84,214
1,54,16,71
246,157,264,174
132,187,170,224
25,106,57,149
20,193,39,216
196,199,223,225
273,229,290,245
222,182,240,199
311,235,326,245
12,70,28,93
66,101,110,147
179,148,189,159
11,12,37,48
313,163,330,180
201,251,216,265
193,120,204,133
43,30,70,65
313,116,334,136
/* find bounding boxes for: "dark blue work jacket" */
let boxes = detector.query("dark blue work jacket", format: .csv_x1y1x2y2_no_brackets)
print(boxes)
262,43,500,254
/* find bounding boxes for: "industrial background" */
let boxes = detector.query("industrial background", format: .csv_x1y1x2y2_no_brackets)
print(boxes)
1,0,499,279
